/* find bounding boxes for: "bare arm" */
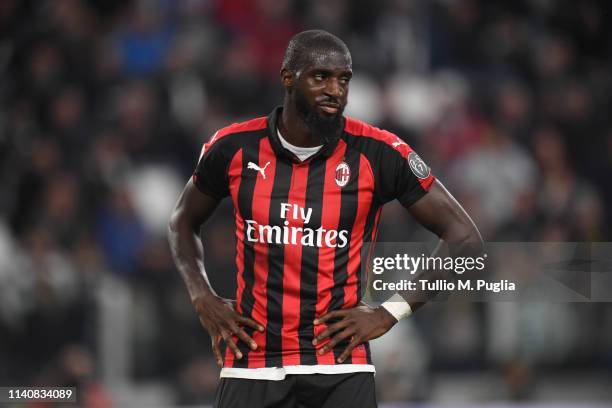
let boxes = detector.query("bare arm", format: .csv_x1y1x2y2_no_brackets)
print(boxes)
168,180,263,366
401,179,484,311
168,180,219,301
315,179,483,362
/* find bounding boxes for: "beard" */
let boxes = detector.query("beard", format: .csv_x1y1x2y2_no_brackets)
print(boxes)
294,88,344,144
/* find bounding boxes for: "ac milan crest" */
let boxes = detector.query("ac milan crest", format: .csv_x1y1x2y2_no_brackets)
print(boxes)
335,162,351,187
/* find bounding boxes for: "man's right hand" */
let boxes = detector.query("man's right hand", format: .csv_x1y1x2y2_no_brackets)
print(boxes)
192,293,265,367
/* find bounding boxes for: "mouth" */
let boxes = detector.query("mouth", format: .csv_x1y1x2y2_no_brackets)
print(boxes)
317,103,340,115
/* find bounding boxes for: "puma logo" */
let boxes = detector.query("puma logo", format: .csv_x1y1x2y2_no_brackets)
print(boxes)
392,141,407,148
247,161,271,179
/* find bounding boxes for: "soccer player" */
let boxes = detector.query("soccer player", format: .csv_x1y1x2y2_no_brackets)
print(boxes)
168,30,482,407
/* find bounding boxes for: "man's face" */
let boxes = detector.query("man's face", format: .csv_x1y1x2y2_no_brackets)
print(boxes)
291,50,352,143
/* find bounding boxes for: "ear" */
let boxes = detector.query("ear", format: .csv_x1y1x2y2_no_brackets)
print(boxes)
281,68,294,88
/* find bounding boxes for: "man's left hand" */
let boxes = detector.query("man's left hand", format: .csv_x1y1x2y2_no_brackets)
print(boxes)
313,303,398,363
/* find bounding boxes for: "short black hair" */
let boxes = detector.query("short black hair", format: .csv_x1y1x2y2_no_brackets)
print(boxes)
282,30,351,73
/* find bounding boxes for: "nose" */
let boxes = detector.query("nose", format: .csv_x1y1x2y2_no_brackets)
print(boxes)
324,78,343,98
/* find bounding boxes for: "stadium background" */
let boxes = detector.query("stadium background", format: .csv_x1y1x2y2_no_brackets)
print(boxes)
1,0,611,406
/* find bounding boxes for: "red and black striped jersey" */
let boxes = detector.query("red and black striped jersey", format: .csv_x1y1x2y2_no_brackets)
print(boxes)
193,107,434,374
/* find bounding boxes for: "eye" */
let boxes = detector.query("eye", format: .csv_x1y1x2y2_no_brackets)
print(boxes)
314,73,326,81
339,76,351,84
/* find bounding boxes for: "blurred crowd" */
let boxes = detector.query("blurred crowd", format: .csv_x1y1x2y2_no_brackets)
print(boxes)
1,0,611,405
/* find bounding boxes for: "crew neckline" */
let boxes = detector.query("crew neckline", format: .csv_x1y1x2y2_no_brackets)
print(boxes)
277,129,323,162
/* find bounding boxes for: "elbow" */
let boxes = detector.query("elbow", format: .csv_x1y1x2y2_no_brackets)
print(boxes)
442,219,484,254
458,220,484,255
461,223,484,248
167,207,201,240
465,229,485,255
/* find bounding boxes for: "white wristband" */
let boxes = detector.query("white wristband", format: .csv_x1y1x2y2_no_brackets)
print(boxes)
381,293,413,321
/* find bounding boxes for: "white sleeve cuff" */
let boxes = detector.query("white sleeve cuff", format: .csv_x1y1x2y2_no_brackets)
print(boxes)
381,293,413,321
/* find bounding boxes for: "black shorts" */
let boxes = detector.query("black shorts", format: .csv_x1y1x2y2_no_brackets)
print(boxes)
213,372,377,408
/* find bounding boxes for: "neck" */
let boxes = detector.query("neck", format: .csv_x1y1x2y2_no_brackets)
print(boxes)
279,99,321,148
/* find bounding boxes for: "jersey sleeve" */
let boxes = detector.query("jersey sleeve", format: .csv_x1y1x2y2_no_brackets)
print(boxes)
192,132,230,200
377,143,435,207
